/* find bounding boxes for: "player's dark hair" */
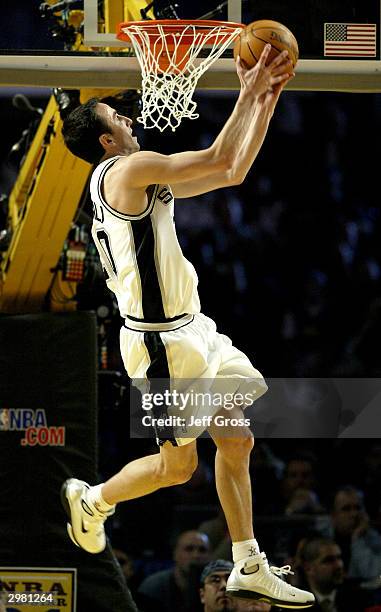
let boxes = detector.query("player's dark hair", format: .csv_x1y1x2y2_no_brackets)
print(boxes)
62,98,110,164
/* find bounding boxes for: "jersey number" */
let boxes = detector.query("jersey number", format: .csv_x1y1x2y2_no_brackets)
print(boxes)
96,229,117,279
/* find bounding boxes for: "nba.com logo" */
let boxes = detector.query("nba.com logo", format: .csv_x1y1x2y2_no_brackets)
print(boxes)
0,407,65,446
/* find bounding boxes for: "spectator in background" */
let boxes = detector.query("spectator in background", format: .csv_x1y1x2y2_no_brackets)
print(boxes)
326,486,381,580
268,453,324,516
137,530,210,612
199,560,272,612
300,536,369,612
199,560,234,612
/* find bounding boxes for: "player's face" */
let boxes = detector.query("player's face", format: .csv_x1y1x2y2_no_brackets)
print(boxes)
97,102,140,154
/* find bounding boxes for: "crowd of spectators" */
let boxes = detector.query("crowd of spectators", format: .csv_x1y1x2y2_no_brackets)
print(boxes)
105,440,381,611
103,440,381,612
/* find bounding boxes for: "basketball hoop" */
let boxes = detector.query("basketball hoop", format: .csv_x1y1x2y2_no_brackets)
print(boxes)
117,20,244,132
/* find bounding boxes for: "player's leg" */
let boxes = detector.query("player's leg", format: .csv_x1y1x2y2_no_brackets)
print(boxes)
205,320,315,608
208,410,314,608
208,411,255,543
61,440,198,554
101,438,198,503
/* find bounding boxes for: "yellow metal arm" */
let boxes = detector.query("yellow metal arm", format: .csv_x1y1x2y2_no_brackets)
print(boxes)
0,1,151,313
0,96,90,312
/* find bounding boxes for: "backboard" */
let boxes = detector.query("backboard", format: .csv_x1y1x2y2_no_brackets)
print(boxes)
0,0,380,91
83,0,380,59
81,0,381,91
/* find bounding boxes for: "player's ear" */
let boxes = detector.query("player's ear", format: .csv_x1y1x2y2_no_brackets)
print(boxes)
99,133,114,148
199,588,205,604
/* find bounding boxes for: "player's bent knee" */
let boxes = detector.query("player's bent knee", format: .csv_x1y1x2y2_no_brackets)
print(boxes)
172,462,197,484
217,429,254,462
156,445,198,486
235,430,255,456
161,461,197,485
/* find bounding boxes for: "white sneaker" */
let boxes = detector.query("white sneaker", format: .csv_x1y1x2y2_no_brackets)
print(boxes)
61,478,115,554
226,552,315,609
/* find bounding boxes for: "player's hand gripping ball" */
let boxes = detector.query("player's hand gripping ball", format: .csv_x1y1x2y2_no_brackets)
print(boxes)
234,20,299,69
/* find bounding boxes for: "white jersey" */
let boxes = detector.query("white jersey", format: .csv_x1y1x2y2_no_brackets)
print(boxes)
90,155,201,321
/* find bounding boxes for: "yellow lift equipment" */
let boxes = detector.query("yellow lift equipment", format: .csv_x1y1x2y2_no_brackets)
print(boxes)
0,0,152,312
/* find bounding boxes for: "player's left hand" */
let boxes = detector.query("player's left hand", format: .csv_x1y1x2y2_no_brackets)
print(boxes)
236,44,293,102
256,70,295,116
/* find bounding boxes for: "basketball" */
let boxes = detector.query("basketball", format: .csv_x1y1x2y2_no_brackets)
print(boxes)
233,20,299,70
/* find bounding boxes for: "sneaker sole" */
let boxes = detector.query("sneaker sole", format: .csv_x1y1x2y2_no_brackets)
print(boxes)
226,588,314,609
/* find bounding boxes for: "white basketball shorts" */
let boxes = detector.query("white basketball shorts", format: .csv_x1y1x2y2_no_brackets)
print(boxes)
120,312,268,446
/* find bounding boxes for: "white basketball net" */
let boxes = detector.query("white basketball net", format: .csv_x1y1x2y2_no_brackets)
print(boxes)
120,22,243,132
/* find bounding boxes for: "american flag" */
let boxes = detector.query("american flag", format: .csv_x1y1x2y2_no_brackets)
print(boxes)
324,23,377,57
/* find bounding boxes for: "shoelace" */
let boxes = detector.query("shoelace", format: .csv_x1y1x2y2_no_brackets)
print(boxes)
244,554,295,581
269,565,295,578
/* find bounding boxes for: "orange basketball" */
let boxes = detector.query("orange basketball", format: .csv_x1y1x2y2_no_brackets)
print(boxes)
233,20,299,70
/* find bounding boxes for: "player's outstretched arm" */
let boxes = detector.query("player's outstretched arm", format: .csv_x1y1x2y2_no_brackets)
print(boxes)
117,45,291,198
116,147,232,190
228,68,294,185
211,45,291,162
171,45,292,198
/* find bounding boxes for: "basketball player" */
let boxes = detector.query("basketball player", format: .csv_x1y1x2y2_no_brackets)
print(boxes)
61,45,315,608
